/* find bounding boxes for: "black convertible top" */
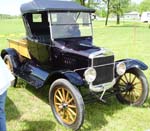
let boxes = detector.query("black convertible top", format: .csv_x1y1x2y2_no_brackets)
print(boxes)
20,0,95,14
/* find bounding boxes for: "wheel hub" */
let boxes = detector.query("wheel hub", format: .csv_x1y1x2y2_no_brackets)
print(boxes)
59,103,68,110
126,83,133,91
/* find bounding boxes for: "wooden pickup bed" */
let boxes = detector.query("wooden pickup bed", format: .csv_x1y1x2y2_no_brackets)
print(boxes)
8,39,31,59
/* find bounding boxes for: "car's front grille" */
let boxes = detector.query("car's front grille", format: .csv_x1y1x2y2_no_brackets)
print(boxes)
93,56,114,66
93,56,114,85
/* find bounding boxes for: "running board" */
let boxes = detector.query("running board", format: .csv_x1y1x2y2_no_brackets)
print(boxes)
15,64,49,88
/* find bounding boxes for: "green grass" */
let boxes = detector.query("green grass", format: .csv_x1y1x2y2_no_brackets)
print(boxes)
1,19,150,131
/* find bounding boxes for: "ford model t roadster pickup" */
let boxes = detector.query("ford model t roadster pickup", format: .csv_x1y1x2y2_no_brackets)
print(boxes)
1,0,149,130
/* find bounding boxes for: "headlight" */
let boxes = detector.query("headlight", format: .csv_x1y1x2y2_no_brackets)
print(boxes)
116,62,126,76
84,67,96,83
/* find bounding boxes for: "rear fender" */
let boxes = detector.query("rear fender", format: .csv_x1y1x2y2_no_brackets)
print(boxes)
1,48,20,69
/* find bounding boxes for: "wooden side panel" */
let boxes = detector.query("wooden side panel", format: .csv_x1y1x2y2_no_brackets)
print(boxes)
8,39,31,59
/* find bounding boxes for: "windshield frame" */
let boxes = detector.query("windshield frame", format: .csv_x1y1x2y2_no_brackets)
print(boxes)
48,12,93,39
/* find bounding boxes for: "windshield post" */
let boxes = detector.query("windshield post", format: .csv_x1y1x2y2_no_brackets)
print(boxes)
48,12,53,41
90,13,94,37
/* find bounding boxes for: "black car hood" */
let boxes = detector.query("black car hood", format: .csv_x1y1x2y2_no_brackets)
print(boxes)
54,39,101,58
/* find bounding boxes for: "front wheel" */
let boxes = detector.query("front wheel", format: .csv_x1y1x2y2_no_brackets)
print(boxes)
49,79,85,131
115,68,149,106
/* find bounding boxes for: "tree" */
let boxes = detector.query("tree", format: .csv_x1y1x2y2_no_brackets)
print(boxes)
103,0,130,25
75,0,85,6
110,0,130,24
139,0,150,13
102,0,110,26
75,0,100,8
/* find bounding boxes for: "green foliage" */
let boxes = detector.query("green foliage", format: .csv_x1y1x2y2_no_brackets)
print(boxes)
110,0,130,15
96,9,107,17
74,0,100,9
139,0,150,13
75,0,82,4
126,2,139,12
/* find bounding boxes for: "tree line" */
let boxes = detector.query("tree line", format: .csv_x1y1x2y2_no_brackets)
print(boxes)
0,14,21,19
1,0,150,25
75,0,150,25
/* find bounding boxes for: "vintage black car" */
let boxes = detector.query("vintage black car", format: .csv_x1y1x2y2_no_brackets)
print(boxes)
1,0,149,130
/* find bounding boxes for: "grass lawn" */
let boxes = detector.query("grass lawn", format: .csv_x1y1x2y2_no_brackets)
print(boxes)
1,19,150,131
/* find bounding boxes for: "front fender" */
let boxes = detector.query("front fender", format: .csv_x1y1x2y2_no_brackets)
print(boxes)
116,59,148,71
63,71,84,86
48,70,84,86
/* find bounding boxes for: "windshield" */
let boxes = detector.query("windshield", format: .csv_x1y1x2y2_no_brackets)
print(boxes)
50,12,92,39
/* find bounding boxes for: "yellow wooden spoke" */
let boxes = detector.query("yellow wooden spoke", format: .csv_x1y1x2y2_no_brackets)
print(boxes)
57,89,64,100
67,110,75,122
124,74,129,83
68,108,76,116
129,73,131,82
133,82,142,86
67,97,74,104
65,91,69,102
62,88,65,101
55,95,63,102
68,104,76,109
55,102,62,106
120,78,127,84
131,75,136,84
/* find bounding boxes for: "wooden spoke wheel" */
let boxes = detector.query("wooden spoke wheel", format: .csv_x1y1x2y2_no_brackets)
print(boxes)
115,68,149,106
4,55,13,73
54,87,77,125
49,79,84,130
4,55,17,87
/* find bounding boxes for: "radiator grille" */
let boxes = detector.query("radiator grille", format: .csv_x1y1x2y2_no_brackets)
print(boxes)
93,56,114,85
93,56,114,66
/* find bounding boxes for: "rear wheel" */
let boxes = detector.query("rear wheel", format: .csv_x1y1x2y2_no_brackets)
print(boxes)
4,55,17,87
115,68,149,106
49,79,84,130
4,55,13,73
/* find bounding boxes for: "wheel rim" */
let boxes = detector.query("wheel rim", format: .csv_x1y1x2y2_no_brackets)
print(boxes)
54,86,77,125
118,72,143,103
5,59,13,72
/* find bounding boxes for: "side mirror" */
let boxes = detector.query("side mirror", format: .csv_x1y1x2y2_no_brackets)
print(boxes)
91,14,96,21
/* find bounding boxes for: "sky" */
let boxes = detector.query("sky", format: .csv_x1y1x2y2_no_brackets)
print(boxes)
0,0,31,15
0,0,144,15
132,0,143,4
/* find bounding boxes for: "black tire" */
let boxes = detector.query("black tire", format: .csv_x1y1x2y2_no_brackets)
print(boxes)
49,79,85,131
115,68,149,106
4,55,17,87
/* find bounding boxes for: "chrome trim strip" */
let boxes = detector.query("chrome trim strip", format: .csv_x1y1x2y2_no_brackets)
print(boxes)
93,62,114,68
74,67,88,71
74,62,114,72
48,13,54,41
